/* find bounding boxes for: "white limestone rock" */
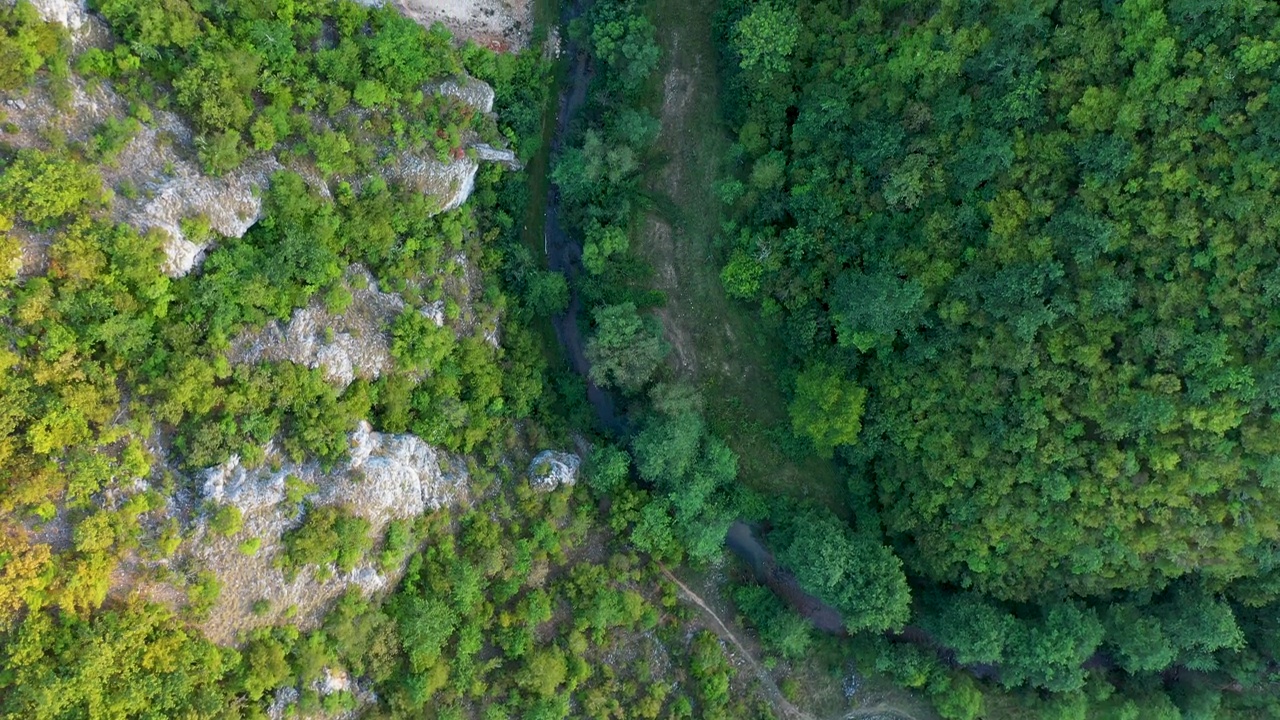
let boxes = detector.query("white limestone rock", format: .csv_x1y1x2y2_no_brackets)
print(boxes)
528,450,580,492
17,0,88,31
394,154,479,213
473,142,522,169
195,421,469,643
353,0,531,51
228,266,406,389
433,76,497,114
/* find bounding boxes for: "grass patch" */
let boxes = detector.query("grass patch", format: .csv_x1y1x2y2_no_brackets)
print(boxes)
635,0,843,511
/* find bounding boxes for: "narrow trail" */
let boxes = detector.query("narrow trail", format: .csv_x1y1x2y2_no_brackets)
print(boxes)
660,566,921,720
660,566,810,720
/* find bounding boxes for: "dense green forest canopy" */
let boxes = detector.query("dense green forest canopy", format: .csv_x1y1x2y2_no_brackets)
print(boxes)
720,0,1280,604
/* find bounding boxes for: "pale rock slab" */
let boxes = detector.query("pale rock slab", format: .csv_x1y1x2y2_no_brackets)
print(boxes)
528,450,580,492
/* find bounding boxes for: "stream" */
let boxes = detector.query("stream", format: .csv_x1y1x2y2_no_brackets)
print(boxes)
541,45,628,437
535,7,844,635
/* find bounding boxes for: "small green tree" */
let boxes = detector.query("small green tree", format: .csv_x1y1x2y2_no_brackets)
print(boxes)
209,504,243,537
526,270,569,316
585,302,668,393
732,2,799,76
391,308,455,372
789,363,867,458
586,444,631,495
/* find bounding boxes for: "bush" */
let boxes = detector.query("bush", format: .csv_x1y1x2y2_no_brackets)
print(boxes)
283,505,373,572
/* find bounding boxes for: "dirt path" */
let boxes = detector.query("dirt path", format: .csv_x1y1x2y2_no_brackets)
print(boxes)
662,566,922,720
660,567,811,720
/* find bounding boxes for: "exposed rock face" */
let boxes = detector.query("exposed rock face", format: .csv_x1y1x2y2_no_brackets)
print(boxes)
229,266,405,388
196,421,469,643
202,421,468,528
0,71,277,277
145,158,282,277
528,451,580,492
473,142,522,169
433,76,496,114
2,60,508,277
355,0,531,51
16,0,88,31
393,154,479,213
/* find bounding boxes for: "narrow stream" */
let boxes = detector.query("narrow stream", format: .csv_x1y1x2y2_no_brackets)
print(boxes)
533,0,839,631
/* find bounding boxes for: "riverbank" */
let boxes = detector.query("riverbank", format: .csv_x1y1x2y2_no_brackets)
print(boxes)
635,0,844,511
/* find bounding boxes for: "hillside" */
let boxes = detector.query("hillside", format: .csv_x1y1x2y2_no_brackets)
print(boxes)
0,1,779,718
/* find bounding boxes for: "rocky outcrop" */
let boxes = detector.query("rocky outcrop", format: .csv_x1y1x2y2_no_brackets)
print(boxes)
228,266,405,389
354,0,531,51
473,142,522,170
202,421,468,527
528,450,580,492
393,154,480,214
0,72,277,277
433,76,496,114
195,420,469,643
13,0,88,32
2,54,510,277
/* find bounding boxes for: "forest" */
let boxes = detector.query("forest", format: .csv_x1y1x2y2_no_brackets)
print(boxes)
711,0,1280,717
7,0,1280,718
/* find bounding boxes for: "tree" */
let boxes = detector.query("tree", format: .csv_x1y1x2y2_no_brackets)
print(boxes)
1103,604,1175,674
391,308,455,373
518,647,568,698
732,2,798,77
0,526,51,626
925,593,1015,666
0,2,63,91
828,270,924,352
1157,587,1245,671
585,302,668,393
525,270,569,315
772,506,910,634
395,595,457,673
583,221,629,274
1002,602,1104,692
0,149,104,227
575,0,660,92
586,444,631,495
789,363,867,458
733,584,811,659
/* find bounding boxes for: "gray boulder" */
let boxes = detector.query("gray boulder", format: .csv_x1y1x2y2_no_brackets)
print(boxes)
528,451,580,492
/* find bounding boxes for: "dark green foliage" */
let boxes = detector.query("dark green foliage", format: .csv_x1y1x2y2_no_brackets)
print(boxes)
715,0,1280,709
629,390,741,562
585,444,631,496
1001,602,1103,693
585,302,668,393
922,592,1014,666
571,0,661,94
721,0,1280,605
732,583,811,659
525,269,569,316
769,505,910,635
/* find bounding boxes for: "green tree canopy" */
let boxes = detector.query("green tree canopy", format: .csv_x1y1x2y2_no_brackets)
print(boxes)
585,302,668,393
789,363,867,458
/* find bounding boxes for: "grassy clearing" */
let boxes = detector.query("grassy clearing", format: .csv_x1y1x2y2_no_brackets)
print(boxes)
636,0,843,510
